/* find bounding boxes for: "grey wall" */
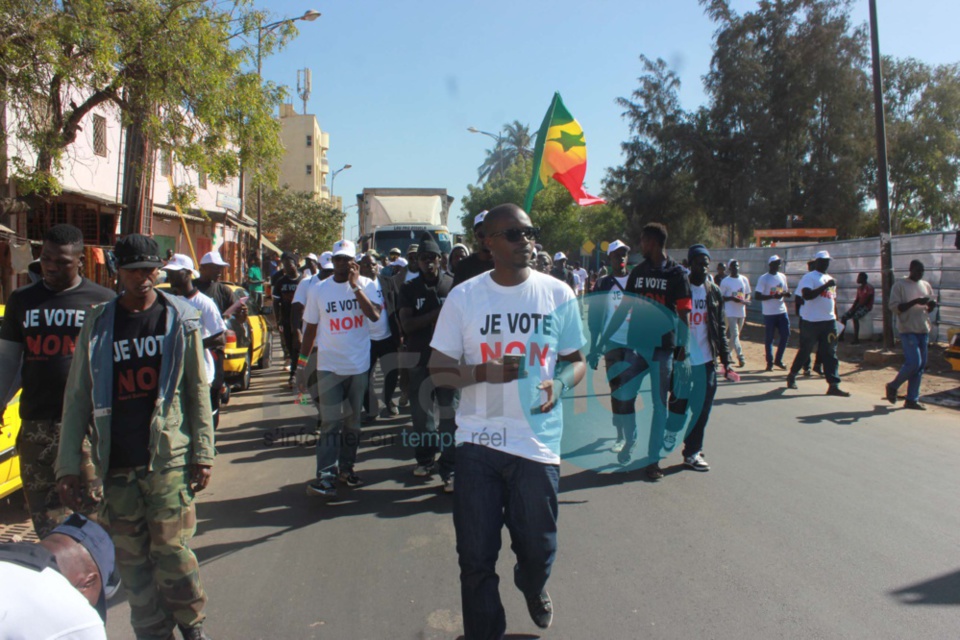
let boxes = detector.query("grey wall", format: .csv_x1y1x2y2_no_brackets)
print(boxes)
706,231,959,344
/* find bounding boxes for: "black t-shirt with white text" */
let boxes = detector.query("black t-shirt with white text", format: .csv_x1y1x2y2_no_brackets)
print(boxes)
110,299,166,469
272,272,303,328
0,278,115,420
399,273,453,365
624,258,692,350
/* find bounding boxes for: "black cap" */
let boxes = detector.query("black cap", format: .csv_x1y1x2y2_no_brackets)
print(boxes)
418,232,441,257
114,234,163,269
280,251,297,262
49,513,116,621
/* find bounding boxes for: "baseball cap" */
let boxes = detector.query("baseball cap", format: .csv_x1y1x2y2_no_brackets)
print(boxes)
554,252,567,262
306,253,319,263
418,233,442,257
114,234,164,270
366,249,381,259
607,240,630,255
406,244,419,255
162,253,198,278
388,247,401,256
768,254,782,264
320,251,333,270
474,210,488,228
332,239,356,258
815,250,831,260
50,513,115,621
199,250,230,267
728,259,739,267
280,251,296,262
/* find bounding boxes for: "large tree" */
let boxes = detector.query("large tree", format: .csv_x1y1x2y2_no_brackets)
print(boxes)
0,0,289,202
476,120,535,184
261,187,343,255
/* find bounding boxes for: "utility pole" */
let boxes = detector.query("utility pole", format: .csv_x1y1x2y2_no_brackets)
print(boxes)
869,0,895,350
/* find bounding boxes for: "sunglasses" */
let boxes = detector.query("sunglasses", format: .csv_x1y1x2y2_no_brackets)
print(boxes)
487,226,540,243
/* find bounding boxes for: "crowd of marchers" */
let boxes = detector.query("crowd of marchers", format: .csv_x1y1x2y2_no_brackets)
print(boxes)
0,204,942,640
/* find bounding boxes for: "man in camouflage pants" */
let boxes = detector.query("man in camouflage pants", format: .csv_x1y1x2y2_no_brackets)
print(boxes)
0,224,114,536
57,235,215,640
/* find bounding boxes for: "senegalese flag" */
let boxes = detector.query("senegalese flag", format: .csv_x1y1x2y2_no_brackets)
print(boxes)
523,92,606,212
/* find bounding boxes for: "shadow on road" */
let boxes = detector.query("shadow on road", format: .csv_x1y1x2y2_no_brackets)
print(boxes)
890,568,960,605
795,404,893,425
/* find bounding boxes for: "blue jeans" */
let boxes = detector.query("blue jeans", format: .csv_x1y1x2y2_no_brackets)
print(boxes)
763,313,790,365
409,365,457,478
615,348,673,462
314,370,368,481
454,443,560,640
891,333,929,402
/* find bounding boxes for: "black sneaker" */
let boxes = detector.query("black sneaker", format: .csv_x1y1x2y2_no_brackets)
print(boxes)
885,383,897,405
179,625,211,640
904,400,927,411
645,462,664,481
524,590,553,629
774,362,786,370
379,404,399,418
786,375,798,390
738,358,746,368
802,368,812,377
826,385,850,397
306,478,337,498
765,363,773,372
338,470,364,487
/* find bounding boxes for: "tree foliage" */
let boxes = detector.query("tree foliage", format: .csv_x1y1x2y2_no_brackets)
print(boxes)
261,187,344,256
0,0,290,196
476,121,534,183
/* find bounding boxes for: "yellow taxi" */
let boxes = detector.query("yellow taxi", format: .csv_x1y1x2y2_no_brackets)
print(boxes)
0,304,23,500
222,283,271,391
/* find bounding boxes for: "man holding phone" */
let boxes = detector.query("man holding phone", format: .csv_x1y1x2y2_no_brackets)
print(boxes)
886,260,937,409
430,203,586,638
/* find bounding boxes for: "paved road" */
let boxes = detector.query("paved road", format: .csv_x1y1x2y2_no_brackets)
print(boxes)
96,338,960,639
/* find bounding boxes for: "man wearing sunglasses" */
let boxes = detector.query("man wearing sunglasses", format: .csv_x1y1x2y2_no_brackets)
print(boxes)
430,203,586,638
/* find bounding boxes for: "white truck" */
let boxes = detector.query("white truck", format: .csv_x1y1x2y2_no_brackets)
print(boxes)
356,188,456,257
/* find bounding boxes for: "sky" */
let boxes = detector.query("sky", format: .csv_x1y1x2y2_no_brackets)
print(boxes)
255,0,960,237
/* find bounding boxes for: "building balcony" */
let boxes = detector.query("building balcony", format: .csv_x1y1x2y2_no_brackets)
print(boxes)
320,132,330,150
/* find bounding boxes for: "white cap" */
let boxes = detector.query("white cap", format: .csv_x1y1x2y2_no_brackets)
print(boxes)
554,252,567,261
768,254,781,264
814,250,831,260
320,251,333,270
452,243,469,254
728,259,738,267
306,253,319,263
391,257,409,268
200,250,229,267
607,240,630,255
332,240,356,258
162,253,198,278
474,210,488,227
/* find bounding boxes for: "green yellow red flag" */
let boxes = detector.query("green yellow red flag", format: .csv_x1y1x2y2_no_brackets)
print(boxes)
524,92,605,212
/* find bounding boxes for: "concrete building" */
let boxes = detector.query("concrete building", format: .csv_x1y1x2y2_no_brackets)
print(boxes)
277,103,337,205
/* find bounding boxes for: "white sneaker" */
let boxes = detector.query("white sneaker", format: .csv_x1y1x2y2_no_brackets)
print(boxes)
684,453,710,472
611,439,625,453
412,462,437,477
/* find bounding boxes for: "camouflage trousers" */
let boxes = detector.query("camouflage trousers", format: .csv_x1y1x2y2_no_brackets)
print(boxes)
101,465,206,640
16,419,102,537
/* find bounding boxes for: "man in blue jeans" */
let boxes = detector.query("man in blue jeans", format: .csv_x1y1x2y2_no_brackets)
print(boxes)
886,260,937,410
755,255,791,371
430,204,585,639
297,240,382,498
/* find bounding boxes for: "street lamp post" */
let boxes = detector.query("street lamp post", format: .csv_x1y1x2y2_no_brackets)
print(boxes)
330,164,352,237
468,126,505,181
254,9,321,255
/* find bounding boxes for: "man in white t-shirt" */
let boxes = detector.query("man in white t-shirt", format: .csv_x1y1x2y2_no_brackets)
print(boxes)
754,255,791,371
164,254,228,427
587,239,634,453
719,259,750,367
573,262,588,296
787,250,849,396
297,239,382,498
429,204,586,637
0,513,114,639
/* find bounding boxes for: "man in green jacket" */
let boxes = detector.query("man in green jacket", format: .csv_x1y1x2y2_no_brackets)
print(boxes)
56,234,215,640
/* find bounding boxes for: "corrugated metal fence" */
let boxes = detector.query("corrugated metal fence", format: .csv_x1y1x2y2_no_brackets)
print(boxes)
707,231,960,344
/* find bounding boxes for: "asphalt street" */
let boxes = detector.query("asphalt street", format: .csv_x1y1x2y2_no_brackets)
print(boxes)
102,336,960,640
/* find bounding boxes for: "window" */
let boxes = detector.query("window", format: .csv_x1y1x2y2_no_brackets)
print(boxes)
306,135,313,147
93,115,107,157
198,171,207,189
160,149,172,177
306,164,313,175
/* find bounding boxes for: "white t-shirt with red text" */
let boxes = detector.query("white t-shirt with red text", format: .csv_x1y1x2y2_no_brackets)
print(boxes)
430,270,585,464
797,271,837,322
303,276,381,376
688,284,712,366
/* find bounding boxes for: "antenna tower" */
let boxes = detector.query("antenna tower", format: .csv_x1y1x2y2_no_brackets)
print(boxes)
296,68,312,115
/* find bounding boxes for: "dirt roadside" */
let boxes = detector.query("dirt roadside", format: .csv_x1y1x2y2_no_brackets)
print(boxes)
735,320,959,410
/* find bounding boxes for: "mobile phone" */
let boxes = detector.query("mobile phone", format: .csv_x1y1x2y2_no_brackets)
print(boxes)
503,354,525,378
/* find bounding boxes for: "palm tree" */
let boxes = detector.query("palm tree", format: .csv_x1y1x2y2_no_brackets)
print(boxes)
476,120,535,183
